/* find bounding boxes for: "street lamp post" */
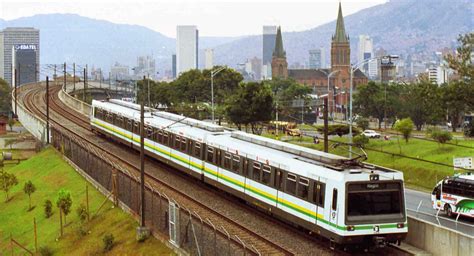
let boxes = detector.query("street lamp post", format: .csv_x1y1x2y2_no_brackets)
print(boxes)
348,55,399,158
325,70,339,120
210,66,226,123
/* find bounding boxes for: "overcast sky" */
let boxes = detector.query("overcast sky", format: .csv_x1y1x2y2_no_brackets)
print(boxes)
0,0,387,37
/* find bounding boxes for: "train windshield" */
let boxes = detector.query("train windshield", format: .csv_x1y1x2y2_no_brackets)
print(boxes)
346,182,405,224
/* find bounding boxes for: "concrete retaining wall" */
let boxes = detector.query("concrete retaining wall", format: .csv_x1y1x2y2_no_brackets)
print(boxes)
405,216,473,256
59,84,91,116
11,83,48,144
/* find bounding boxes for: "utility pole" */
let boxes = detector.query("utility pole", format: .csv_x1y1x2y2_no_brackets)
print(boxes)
109,72,111,92
63,62,66,88
99,69,102,89
323,98,329,153
54,65,57,80
83,68,86,102
46,76,50,144
73,63,76,91
147,73,150,107
137,86,150,240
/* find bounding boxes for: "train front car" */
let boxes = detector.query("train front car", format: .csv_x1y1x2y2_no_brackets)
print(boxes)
337,167,408,248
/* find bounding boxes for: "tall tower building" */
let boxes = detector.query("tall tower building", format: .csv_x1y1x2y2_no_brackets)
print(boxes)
358,35,373,73
0,27,40,86
205,48,214,69
176,25,198,76
271,26,288,79
262,26,277,66
308,48,325,69
331,2,350,86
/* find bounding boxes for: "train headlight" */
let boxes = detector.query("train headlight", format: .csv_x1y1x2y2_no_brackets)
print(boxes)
369,174,379,181
397,223,405,228
347,225,355,231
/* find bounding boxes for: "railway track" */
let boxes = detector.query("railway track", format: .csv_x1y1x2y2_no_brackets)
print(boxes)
19,83,408,256
22,84,297,255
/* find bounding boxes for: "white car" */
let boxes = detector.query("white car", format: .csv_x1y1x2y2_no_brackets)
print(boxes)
362,129,381,138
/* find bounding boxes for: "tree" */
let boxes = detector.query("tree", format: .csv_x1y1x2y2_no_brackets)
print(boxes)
265,78,312,120
225,82,274,134
0,169,18,202
44,199,53,218
23,180,36,210
315,124,360,136
431,130,452,146
400,81,443,130
0,78,12,113
443,33,474,132
356,117,370,131
56,189,72,226
354,81,401,129
394,118,414,143
353,134,369,148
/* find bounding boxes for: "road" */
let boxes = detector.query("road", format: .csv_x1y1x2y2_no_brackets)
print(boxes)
405,188,474,236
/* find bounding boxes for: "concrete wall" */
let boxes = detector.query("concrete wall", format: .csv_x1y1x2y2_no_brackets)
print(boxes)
405,216,473,256
11,83,48,144
59,83,91,116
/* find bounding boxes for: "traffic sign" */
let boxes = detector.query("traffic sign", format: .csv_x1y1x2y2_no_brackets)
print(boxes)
453,157,473,170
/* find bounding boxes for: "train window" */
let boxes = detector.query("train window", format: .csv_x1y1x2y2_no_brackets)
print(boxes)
252,162,261,181
147,127,153,139
297,178,309,199
332,188,338,211
126,119,132,131
133,122,139,134
286,173,297,195
223,152,231,169
312,182,325,207
194,142,201,158
262,165,271,185
180,137,187,152
232,155,240,173
153,128,159,142
207,147,214,163
274,169,284,190
94,108,99,118
158,130,163,143
175,135,181,150
163,132,169,146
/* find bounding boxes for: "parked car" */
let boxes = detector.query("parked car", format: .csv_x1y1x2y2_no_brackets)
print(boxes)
362,129,381,138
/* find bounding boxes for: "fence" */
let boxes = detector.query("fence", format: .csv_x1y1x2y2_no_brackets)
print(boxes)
51,126,257,255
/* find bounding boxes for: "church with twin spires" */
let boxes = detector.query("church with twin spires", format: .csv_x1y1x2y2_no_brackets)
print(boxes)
271,2,368,110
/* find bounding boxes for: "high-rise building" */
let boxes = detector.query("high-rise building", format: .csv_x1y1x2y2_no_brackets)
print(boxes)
428,65,448,85
134,55,156,79
205,48,214,69
171,54,177,79
262,26,277,66
110,62,129,80
358,35,373,73
176,25,198,76
0,27,40,86
308,49,325,69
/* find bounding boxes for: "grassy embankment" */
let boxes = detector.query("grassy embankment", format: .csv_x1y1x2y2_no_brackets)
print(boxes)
263,132,474,191
0,147,173,255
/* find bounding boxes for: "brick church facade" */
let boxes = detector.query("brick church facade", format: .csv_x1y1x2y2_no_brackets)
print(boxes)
271,3,368,115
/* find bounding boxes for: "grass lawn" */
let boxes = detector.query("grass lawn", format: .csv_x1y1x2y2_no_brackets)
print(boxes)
0,147,173,255
263,133,474,191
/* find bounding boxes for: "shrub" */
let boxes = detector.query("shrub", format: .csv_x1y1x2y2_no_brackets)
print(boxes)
356,118,370,131
394,118,414,142
464,122,474,137
353,134,369,148
316,124,360,137
44,200,53,218
39,246,53,256
103,233,115,252
431,130,452,145
76,204,88,223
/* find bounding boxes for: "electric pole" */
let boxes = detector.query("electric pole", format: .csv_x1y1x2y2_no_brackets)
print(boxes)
137,83,149,239
83,68,86,102
324,98,329,153
73,63,76,91
46,76,50,144
63,62,66,89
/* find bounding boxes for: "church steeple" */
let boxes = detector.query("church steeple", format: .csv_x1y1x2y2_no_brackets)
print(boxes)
273,26,286,58
333,2,349,43
271,26,288,79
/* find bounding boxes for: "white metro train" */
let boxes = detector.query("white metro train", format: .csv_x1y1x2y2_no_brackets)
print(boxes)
90,99,408,248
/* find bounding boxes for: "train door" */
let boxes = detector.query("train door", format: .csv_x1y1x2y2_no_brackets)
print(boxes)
329,188,338,232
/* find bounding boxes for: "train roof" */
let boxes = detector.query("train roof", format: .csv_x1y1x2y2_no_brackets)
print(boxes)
92,100,402,181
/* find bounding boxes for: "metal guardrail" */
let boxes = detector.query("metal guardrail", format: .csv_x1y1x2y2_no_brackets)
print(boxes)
407,200,474,237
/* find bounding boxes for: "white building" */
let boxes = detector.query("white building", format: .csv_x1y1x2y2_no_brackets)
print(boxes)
428,65,448,85
176,25,198,76
368,59,378,79
205,48,214,69
110,62,129,80
358,35,374,74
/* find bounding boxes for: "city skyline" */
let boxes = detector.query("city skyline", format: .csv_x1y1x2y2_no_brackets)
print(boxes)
0,0,387,38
